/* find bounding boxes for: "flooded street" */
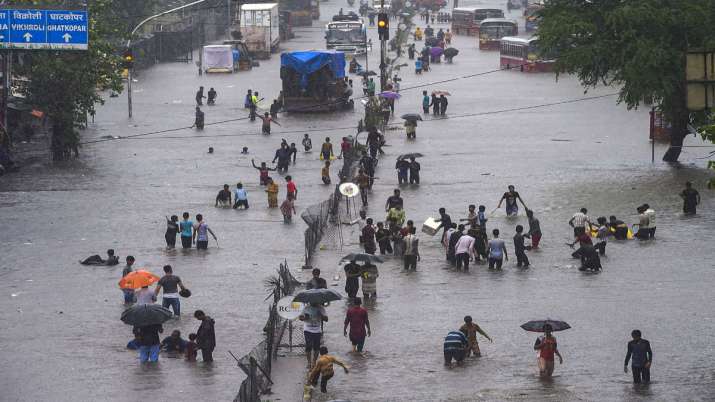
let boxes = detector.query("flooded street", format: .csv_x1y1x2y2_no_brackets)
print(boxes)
1,0,714,401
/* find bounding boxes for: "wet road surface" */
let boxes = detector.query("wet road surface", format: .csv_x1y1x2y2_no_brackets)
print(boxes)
0,0,713,401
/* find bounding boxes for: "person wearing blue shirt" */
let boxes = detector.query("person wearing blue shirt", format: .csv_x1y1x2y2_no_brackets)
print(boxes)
444,330,468,366
422,90,430,113
233,182,249,209
179,212,193,249
161,330,188,353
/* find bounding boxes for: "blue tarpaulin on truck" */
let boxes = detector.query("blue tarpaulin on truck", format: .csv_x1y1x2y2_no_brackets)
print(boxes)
280,50,346,89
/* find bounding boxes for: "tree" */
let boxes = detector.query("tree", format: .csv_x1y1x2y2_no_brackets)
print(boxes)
15,0,129,160
537,0,715,162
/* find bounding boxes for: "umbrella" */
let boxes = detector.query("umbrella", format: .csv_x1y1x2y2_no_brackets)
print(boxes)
397,152,424,160
432,90,451,96
357,70,377,77
118,270,160,289
121,304,174,326
430,47,443,57
425,37,439,47
378,91,401,100
444,48,459,58
520,319,571,332
401,113,423,121
293,288,343,304
339,182,360,197
340,253,384,264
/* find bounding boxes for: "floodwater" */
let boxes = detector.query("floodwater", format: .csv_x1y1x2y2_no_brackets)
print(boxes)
0,0,713,401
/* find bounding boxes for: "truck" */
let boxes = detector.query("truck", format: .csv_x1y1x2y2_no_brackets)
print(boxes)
325,13,367,55
202,45,235,73
239,3,280,59
280,50,354,112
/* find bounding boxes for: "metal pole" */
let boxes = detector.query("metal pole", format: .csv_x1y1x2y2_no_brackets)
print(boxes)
127,68,133,118
125,0,211,117
227,0,231,31
1,51,10,136
198,22,204,75
379,0,386,91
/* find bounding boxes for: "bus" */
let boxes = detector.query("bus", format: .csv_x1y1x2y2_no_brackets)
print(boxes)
325,14,367,54
499,37,555,72
479,18,518,50
524,2,543,32
451,7,504,36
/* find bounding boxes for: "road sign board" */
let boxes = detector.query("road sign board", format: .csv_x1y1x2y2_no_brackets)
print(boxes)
0,8,88,50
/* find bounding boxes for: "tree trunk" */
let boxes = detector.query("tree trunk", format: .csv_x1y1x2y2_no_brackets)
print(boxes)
662,79,689,163
662,113,688,162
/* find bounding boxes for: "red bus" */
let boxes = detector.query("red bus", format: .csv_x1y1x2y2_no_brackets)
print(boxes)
479,18,518,50
499,37,555,72
451,7,504,36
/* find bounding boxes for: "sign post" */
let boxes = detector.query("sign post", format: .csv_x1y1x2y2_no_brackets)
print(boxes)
0,8,89,50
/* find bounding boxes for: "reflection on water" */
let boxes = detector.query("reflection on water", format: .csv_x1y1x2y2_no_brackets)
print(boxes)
1,0,713,400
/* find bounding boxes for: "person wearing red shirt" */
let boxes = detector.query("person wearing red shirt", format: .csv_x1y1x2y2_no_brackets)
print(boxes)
286,175,297,200
343,298,371,353
534,324,563,377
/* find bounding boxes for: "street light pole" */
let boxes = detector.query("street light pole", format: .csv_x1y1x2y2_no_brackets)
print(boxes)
125,0,210,118
379,0,386,91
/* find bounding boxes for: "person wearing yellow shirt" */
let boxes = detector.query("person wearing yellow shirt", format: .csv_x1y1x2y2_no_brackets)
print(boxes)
307,346,349,394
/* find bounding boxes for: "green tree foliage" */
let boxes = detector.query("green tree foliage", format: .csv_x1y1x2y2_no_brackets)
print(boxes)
14,0,148,160
697,118,715,187
537,0,715,162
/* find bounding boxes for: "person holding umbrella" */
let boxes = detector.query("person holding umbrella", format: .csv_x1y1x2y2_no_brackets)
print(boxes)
300,302,328,368
121,304,174,363
533,323,564,377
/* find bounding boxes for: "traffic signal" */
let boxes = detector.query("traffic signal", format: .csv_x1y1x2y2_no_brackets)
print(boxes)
377,13,389,40
122,48,134,69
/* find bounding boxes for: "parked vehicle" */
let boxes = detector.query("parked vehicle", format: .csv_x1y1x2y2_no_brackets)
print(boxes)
240,3,280,59
479,18,518,50
451,7,504,36
499,36,555,72
280,50,354,112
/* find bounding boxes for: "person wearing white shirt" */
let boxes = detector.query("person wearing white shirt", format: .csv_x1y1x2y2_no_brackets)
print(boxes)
569,208,592,237
643,204,656,238
455,233,476,271
403,227,420,270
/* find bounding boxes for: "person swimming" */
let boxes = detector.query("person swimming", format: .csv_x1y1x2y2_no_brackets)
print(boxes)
80,249,119,266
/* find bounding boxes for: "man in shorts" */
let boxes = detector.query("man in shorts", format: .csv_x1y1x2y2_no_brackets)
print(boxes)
300,302,327,368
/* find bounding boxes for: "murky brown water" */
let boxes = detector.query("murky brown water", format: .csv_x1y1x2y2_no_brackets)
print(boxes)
1,0,713,401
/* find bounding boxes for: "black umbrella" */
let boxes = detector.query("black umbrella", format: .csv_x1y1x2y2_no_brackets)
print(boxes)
121,304,174,326
444,48,459,58
401,113,423,121
293,288,343,304
397,152,424,160
520,319,571,332
340,253,384,264
357,70,377,77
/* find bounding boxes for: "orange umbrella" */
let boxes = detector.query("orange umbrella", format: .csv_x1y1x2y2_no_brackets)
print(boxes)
118,270,160,289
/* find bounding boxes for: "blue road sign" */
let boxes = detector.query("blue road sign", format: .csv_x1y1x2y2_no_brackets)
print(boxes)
0,8,88,50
